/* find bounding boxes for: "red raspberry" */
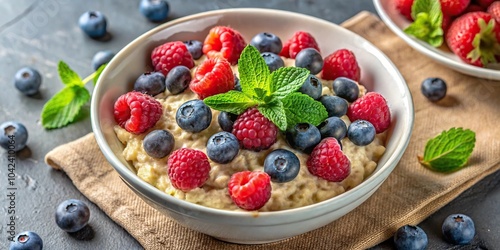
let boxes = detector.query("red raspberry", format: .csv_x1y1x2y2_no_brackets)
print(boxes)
306,138,350,182
189,57,235,99
347,92,391,133
151,41,195,76
228,171,271,210
203,26,246,65
440,0,470,16
232,108,278,151
488,1,500,24
114,91,163,134
478,0,495,9
395,0,415,21
321,49,361,81
279,31,320,59
167,148,211,192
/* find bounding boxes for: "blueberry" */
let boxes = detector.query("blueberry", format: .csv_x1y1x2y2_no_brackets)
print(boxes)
299,74,322,100
332,77,360,102
55,199,90,233
139,0,170,22
286,123,321,154
233,75,242,91
421,77,447,102
250,32,283,54
295,48,324,75
261,52,284,72
183,40,203,60
13,67,42,96
143,130,175,158
91,50,114,70
9,231,43,250
318,95,348,117
78,11,107,39
317,117,347,140
347,120,376,146
264,149,300,183
393,225,428,250
0,121,28,152
134,71,166,96
165,66,191,95
442,214,475,245
206,131,239,164
218,111,238,132
176,99,212,133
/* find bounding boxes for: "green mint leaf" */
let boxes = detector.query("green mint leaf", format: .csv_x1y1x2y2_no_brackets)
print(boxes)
404,0,443,47
203,90,260,114
238,45,270,97
418,128,476,172
93,63,107,85
58,61,83,86
282,92,328,130
41,85,90,129
269,66,310,99
254,88,268,100
257,101,287,131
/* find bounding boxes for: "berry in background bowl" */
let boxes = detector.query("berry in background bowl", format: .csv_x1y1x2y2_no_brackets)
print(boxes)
91,8,413,244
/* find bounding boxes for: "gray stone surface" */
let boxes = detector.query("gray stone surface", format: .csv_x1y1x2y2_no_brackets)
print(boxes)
0,0,497,249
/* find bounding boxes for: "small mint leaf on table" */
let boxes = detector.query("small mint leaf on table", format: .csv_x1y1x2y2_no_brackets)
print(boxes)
257,101,287,131
269,66,310,99
58,61,83,86
203,90,260,115
404,0,443,47
238,45,270,97
282,92,328,130
418,128,476,172
41,85,90,129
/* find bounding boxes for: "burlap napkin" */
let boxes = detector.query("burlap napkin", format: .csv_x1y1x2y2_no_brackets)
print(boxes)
45,11,500,249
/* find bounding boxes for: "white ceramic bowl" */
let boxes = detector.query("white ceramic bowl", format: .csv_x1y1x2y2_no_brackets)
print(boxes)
373,0,500,81
91,8,414,244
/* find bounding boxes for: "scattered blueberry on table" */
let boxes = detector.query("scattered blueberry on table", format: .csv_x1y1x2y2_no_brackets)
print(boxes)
250,32,283,54
442,214,476,245
13,67,42,96
9,231,43,250
134,71,166,96
139,0,170,22
78,11,107,39
264,149,300,183
206,131,239,164
393,225,428,250
91,50,115,70
421,77,447,102
295,48,324,75
0,121,28,152
55,199,91,233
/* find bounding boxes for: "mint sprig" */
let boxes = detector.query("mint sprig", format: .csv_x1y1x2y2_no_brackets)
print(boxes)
41,61,106,129
203,45,328,130
403,0,444,47
418,128,476,172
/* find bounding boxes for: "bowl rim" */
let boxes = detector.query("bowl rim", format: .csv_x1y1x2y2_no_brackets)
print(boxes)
91,7,414,219
372,0,500,81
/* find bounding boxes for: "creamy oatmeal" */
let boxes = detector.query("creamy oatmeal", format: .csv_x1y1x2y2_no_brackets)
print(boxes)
114,57,386,212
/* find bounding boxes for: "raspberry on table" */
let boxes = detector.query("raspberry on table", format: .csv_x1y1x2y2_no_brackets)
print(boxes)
306,137,350,182
347,92,391,134
151,41,195,76
167,148,211,192
321,49,361,81
189,57,234,99
228,171,271,210
203,26,246,65
113,91,163,134
279,31,320,59
232,107,278,151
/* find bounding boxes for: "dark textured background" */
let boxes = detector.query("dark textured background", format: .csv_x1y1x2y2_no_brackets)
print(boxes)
0,0,498,249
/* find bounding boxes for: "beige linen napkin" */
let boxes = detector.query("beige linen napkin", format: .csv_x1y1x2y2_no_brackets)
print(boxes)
45,11,500,249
